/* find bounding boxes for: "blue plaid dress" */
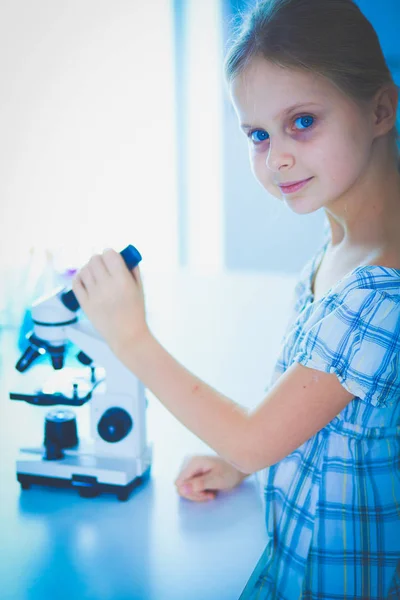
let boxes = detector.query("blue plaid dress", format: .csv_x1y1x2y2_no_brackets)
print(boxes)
241,233,400,600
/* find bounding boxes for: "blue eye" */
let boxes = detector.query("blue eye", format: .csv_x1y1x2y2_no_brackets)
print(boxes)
294,115,314,130
250,130,269,143
248,115,315,145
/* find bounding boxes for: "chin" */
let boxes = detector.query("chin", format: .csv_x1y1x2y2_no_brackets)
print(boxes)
283,194,323,215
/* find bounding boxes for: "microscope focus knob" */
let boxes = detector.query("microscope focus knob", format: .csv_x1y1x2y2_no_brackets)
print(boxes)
97,407,133,443
61,244,142,311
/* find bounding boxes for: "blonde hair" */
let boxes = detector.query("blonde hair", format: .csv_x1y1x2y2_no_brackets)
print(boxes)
224,0,400,167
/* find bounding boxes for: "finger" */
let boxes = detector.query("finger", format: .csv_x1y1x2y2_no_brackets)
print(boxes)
102,248,128,276
174,467,212,488
132,265,144,291
76,265,96,293
88,253,112,280
177,486,216,502
174,455,198,485
174,456,214,486
182,492,216,503
190,473,224,493
176,474,218,496
72,274,88,304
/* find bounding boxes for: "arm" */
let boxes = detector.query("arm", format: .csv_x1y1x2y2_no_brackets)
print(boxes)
122,331,355,474
72,250,355,475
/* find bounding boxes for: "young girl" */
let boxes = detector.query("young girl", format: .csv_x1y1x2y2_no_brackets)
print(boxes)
72,0,400,597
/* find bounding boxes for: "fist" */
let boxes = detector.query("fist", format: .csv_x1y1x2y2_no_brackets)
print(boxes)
174,454,249,503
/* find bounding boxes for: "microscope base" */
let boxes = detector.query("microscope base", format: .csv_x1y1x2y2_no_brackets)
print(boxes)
17,466,151,501
15,444,152,501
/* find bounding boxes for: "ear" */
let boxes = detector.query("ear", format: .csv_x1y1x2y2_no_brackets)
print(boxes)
371,84,399,138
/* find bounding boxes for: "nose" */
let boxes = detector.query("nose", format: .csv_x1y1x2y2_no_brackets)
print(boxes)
265,140,295,172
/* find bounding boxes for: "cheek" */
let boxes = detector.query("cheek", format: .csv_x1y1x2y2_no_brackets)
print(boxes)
318,129,369,186
250,151,269,183
250,154,282,198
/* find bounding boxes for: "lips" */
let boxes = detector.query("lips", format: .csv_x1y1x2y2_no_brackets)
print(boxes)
279,177,313,187
278,177,314,193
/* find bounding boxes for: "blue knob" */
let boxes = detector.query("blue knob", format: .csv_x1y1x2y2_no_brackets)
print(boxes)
61,245,142,312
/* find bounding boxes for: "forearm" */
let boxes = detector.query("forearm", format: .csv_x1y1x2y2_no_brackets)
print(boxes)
117,331,252,473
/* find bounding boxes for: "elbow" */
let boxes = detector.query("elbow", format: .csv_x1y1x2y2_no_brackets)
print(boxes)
225,447,257,475
239,451,287,474
232,440,275,474
235,417,288,473
229,460,254,476
236,458,265,476
231,448,268,476
228,416,273,475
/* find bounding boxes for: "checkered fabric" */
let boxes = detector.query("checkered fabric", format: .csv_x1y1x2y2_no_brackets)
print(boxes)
240,235,400,599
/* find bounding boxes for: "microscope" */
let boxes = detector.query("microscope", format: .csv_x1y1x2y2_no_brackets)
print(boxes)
9,245,152,501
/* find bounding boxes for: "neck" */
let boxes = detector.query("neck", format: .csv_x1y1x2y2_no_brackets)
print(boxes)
324,141,400,251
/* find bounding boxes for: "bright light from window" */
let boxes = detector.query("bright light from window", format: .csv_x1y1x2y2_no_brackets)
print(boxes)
0,0,178,273
185,0,224,273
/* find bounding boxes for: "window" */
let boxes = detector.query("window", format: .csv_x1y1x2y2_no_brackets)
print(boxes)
0,0,178,278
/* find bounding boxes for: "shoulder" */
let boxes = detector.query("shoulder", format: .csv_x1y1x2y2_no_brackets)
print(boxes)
305,283,399,335
292,286,400,408
330,268,400,316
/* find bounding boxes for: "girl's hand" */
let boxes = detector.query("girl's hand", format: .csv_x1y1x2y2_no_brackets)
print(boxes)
174,454,249,503
71,249,150,355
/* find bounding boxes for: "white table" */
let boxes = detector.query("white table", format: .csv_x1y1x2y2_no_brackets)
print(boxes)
0,268,296,600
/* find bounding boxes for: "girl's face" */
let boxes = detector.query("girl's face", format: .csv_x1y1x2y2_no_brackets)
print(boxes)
229,57,375,213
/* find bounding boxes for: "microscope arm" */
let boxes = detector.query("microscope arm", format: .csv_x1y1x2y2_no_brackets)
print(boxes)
67,321,139,395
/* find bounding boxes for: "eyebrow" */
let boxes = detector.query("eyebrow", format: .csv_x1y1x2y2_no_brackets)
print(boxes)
240,102,322,130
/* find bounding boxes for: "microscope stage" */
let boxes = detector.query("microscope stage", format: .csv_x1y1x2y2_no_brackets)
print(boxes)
10,365,103,407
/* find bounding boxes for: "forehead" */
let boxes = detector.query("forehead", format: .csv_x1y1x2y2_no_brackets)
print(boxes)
230,56,337,122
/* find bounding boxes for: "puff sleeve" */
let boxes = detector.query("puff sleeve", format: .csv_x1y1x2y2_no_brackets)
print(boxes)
292,289,400,408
